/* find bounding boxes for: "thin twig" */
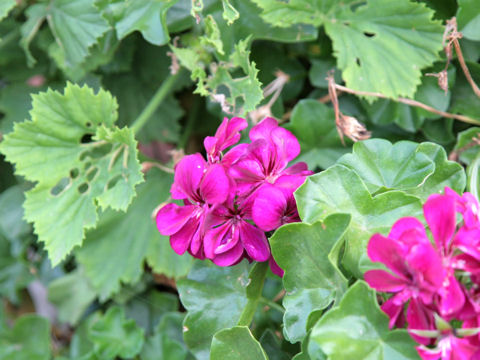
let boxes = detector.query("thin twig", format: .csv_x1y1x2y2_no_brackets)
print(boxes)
141,161,174,174
333,83,480,125
448,133,480,161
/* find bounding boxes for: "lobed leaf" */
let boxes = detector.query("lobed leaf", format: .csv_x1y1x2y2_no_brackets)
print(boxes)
210,326,268,360
308,281,419,360
0,83,143,265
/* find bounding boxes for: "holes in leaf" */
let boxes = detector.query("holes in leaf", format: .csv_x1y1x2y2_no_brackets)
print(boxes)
79,143,113,161
363,32,375,38
77,183,89,194
83,161,91,171
70,168,79,179
80,133,94,144
106,174,123,190
86,166,99,182
50,177,70,196
85,122,92,128
343,21,350,26
356,58,361,66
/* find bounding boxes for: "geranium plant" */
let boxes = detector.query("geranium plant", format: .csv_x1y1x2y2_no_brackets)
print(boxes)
0,0,479,360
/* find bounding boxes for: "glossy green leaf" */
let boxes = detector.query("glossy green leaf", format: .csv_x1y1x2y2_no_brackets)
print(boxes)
406,142,466,201
89,306,145,360
19,4,47,66
337,139,435,194
211,326,268,360
0,314,51,360
285,100,349,170
0,0,15,21
309,281,419,360
47,0,109,66
467,153,480,201
295,165,422,277
270,214,350,343
0,83,143,265
115,0,177,46
457,0,480,41
47,268,96,325
141,312,190,360
76,169,191,300
451,62,480,120
259,330,291,360
177,261,253,360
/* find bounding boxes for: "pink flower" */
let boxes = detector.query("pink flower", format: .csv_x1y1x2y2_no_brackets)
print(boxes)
203,196,270,266
364,217,444,334
416,328,479,360
156,154,230,258
204,117,248,163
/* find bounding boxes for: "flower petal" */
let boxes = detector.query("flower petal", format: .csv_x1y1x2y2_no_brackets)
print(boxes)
269,256,284,277
364,269,407,292
389,217,429,247
367,234,409,277
252,186,287,231
423,193,456,251
438,274,465,318
212,242,244,266
239,221,270,261
200,164,230,204
407,297,435,346
171,154,207,200
249,117,278,142
170,216,201,255
271,126,300,162
156,203,197,236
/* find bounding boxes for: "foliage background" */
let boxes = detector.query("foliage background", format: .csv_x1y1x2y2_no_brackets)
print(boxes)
0,0,479,359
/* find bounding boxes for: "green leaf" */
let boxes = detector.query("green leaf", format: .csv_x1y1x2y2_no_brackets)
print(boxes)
270,214,350,343
76,169,190,300
325,0,443,99
451,62,480,119
47,268,96,325
295,165,422,277
406,142,466,201
0,83,143,265
457,0,480,41
115,0,177,46
46,0,110,66
285,100,349,170
0,314,51,360
211,326,268,360
89,306,145,360
309,281,420,360
251,0,443,98
141,312,190,360
221,0,239,25
467,153,480,201
201,15,224,55
337,139,435,194
177,261,252,360
20,4,47,67
453,127,480,165
259,330,291,360
0,186,33,304
0,0,15,21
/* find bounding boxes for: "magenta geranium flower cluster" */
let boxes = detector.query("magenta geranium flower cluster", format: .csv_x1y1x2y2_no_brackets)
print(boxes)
155,117,312,275
365,188,480,359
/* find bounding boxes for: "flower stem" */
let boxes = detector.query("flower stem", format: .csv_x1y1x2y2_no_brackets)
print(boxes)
237,261,269,327
131,70,183,134
259,297,285,314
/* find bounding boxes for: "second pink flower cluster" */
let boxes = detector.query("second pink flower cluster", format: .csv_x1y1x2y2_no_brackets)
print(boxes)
156,117,312,275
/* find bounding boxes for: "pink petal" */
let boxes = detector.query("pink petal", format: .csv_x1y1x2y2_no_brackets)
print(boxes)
239,221,270,261
269,256,284,277
212,241,244,266
273,174,307,194
169,216,201,255
406,243,445,290
249,117,278,142
203,222,229,259
389,217,429,247
156,203,197,236
423,193,456,252
200,164,230,204
214,224,240,255
271,126,301,162
416,346,441,360
438,274,465,318
367,234,409,277
203,136,217,157
252,186,287,231
381,296,405,329
222,143,249,167
364,269,407,292
407,297,435,346
217,117,248,150
171,154,207,200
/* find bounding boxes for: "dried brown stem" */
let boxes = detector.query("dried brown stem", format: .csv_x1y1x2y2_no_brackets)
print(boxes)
448,133,480,161
333,83,480,125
